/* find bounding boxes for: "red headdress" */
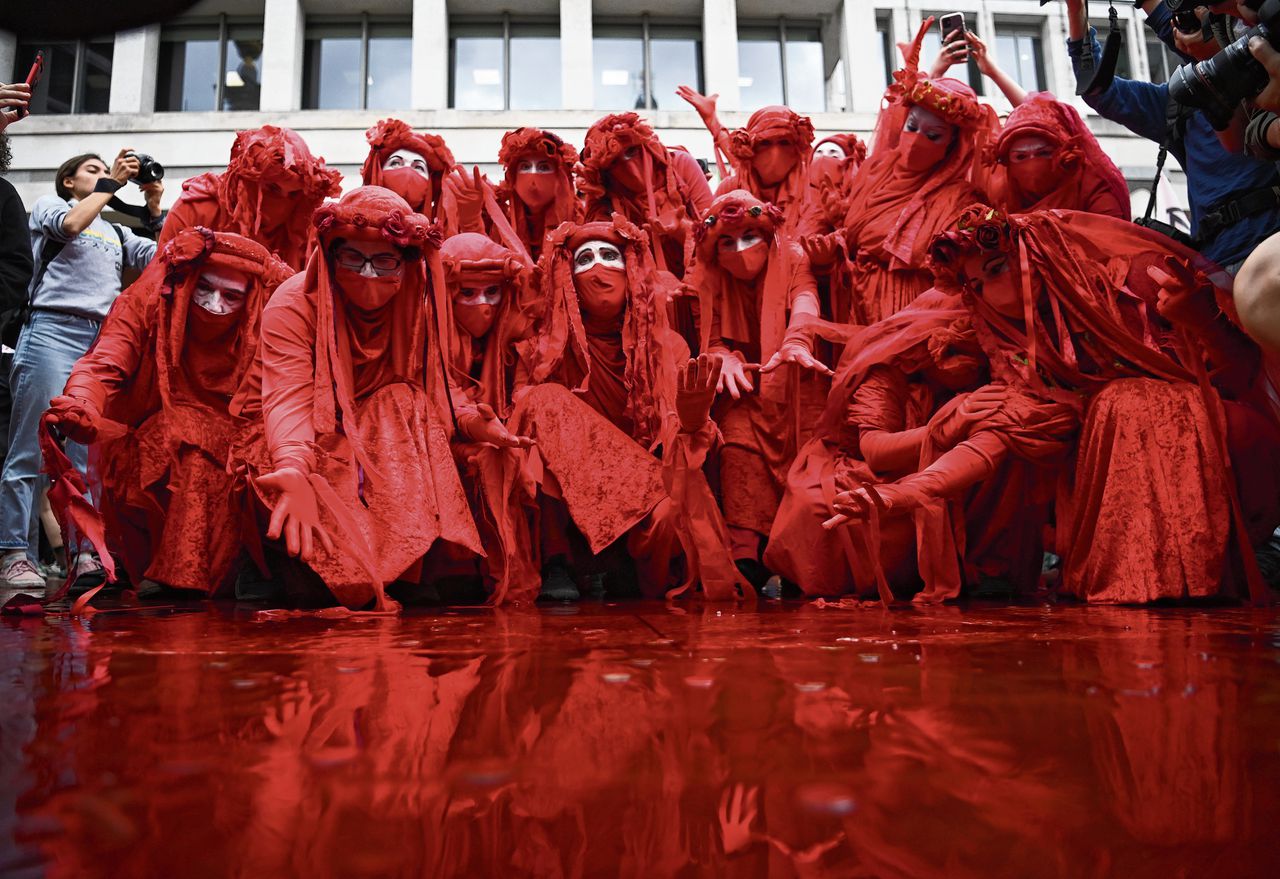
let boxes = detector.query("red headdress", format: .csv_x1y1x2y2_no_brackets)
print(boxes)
360,118,456,219
727,105,815,228
440,232,532,415
987,93,1130,218
306,186,446,480
495,127,582,254
215,126,343,271
519,215,681,450
578,114,686,231
813,133,868,165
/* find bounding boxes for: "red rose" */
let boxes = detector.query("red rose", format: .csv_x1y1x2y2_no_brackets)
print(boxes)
973,222,1005,251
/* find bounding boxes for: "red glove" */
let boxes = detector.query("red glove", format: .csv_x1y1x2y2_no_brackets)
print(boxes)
676,353,724,433
928,385,1009,450
47,395,102,444
255,467,336,562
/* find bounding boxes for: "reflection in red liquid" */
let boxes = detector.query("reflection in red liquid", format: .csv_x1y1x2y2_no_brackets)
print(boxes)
2,604,1279,877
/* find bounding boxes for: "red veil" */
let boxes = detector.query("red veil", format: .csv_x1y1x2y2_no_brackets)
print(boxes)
725,105,816,232
360,118,455,220
496,127,582,256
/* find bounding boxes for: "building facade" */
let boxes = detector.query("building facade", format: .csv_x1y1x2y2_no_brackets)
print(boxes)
1,0,1190,230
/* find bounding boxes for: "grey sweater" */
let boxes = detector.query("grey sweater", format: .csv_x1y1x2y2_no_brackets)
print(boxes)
28,195,156,320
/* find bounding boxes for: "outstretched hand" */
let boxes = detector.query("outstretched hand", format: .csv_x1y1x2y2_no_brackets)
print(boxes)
1146,258,1218,327
675,85,719,122
46,395,102,444
716,353,760,400
760,342,833,377
256,467,336,562
676,353,724,433
822,483,911,530
465,403,535,449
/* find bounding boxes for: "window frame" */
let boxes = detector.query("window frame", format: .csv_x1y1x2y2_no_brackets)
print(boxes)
738,17,826,111
157,15,265,112
593,15,703,111
303,13,412,111
449,14,560,111
13,37,114,115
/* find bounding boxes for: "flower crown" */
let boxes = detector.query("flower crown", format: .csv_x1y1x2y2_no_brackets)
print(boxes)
888,70,988,129
695,197,784,248
926,204,1015,282
313,202,442,251
365,119,455,173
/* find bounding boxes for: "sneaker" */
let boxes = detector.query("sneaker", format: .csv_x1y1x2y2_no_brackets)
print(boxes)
0,553,46,590
70,552,107,593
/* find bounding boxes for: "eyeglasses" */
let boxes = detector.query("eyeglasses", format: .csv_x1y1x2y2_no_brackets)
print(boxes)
334,248,403,276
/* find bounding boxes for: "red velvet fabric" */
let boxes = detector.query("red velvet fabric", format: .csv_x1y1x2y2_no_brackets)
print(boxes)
160,126,342,272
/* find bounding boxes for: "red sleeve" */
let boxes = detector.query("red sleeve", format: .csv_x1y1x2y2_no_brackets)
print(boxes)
786,241,818,303
259,275,319,473
63,283,154,411
157,181,219,247
670,149,714,216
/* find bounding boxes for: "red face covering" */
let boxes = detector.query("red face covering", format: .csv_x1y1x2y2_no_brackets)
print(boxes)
899,129,952,173
753,144,796,186
381,166,431,212
337,269,401,311
809,155,843,188
609,149,647,194
574,266,628,324
515,171,556,211
183,307,243,397
1009,158,1058,204
718,239,769,283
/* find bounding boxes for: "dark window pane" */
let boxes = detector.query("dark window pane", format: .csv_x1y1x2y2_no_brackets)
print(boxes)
451,35,504,109
738,32,784,108
79,40,113,112
17,43,77,114
648,37,700,111
1145,34,1180,83
303,36,361,109
785,33,824,111
224,29,264,111
157,38,219,111
366,36,412,109
510,36,561,109
877,18,893,87
594,36,644,109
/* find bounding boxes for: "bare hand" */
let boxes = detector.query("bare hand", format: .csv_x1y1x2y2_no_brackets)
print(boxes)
718,784,759,855
966,32,994,76
675,85,718,122
111,149,141,185
256,467,336,562
0,82,31,131
715,353,760,400
929,29,969,78
676,353,724,433
465,402,534,449
1250,36,1280,112
140,180,164,216
760,342,833,377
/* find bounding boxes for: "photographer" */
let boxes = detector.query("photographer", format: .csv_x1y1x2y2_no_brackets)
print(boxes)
0,150,160,591
1066,0,1280,271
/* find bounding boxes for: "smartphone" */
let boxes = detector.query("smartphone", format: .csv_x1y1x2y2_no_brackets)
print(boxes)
938,12,966,42
15,50,43,119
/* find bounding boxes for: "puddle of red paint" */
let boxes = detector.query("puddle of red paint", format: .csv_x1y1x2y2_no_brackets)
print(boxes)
2,602,1279,877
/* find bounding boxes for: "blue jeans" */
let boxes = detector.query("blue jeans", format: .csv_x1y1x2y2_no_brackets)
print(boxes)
0,311,100,556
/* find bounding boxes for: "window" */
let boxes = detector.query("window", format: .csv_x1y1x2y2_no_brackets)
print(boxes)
303,16,411,110
1091,17,1131,80
738,19,825,112
594,18,701,110
876,14,893,88
920,14,981,93
994,25,1046,93
13,39,113,114
157,18,264,111
1144,32,1180,83
451,16,561,110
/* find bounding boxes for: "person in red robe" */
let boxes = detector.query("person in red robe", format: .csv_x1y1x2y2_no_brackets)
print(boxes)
45,228,293,597
159,125,342,271
359,118,456,223
800,133,870,331
497,216,746,603
817,18,997,325
830,205,1280,604
495,127,582,260
246,186,531,611
688,190,833,585
577,112,713,277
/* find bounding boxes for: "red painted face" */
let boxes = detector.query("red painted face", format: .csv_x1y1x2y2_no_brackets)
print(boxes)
572,240,627,322
752,138,797,186
1006,135,1061,205
962,250,1024,319
258,175,305,233
716,230,769,282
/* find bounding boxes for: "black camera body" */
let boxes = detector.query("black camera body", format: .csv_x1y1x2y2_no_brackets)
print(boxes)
1168,0,1280,128
125,151,165,185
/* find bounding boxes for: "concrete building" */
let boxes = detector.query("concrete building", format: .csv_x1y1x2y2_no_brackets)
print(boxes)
1,0,1190,231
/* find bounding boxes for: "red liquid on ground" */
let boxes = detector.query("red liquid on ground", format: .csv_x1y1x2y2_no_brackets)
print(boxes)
3,601,1279,877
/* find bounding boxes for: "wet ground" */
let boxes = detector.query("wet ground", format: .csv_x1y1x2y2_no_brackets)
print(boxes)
2,598,1278,878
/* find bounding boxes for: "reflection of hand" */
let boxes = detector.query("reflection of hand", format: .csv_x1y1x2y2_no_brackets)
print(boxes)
715,352,760,400
264,681,329,748
256,467,335,561
718,784,759,855
761,342,833,377
462,403,535,449
676,353,724,433
47,395,102,444
1249,37,1280,112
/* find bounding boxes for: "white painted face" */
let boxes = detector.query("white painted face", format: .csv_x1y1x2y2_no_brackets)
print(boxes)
572,240,626,274
727,230,764,252
516,158,555,174
813,142,846,160
193,267,250,315
383,148,430,179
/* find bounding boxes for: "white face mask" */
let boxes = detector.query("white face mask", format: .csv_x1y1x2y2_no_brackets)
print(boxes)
813,143,846,160
516,158,555,175
193,268,250,315
572,240,626,274
383,148,430,179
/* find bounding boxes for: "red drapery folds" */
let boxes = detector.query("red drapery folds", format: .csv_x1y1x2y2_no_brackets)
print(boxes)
360,117,455,221
925,205,1277,604
160,126,342,272
723,105,816,234
986,92,1131,219
44,228,293,599
255,186,482,610
839,17,997,324
497,127,583,259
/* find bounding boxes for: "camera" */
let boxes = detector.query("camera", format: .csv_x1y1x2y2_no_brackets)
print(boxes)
1168,0,1280,128
1170,7,1203,35
125,151,164,185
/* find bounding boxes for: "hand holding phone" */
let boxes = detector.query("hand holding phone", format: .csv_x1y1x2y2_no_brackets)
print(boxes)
2,51,42,124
